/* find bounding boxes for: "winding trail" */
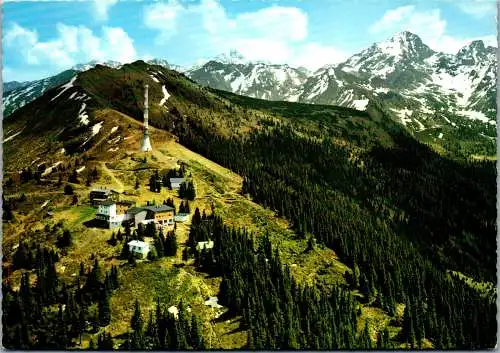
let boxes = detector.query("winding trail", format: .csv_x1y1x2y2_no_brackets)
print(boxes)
99,162,124,193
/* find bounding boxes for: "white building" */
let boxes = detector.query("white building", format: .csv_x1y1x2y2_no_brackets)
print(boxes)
95,200,132,228
128,240,150,259
196,240,214,251
170,178,185,190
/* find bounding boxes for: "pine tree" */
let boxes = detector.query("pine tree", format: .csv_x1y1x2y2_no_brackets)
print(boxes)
117,229,123,241
120,240,130,259
147,247,158,261
190,316,204,349
108,232,117,246
131,300,143,333
154,234,164,258
98,290,111,326
125,224,132,238
128,253,137,266
77,307,86,345
64,184,74,195
182,248,189,261
79,262,86,277
164,233,178,257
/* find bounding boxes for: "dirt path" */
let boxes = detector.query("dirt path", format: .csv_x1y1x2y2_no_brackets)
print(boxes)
99,162,125,192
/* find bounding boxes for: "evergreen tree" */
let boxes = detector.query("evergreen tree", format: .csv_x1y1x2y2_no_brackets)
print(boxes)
154,234,164,258
128,253,137,266
120,240,130,259
131,300,143,333
108,232,117,246
164,233,178,257
147,247,158,261
64,184,74,195
98,290,111,326
117,229,123,242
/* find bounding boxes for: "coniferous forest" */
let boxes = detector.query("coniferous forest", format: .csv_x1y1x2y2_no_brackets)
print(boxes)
170,111,496,349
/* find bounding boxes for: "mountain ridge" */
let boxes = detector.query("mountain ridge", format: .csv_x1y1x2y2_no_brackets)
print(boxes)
3,31,496,158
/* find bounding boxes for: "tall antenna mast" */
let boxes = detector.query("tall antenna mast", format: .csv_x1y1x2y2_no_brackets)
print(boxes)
140,83,152,152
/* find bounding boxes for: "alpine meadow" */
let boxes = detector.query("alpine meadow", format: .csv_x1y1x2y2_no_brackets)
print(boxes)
1,0,497,350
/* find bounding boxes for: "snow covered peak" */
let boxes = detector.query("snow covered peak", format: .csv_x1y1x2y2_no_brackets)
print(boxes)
214,49,248,65
147,58,171,67
456,40,494,65
375,31,433,61
71,60,122,72
146,59,187,72
392,30,422,43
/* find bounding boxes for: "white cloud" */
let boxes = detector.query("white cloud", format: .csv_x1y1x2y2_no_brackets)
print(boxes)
143,0,342,70
369,7,446,39
291,43,348,70
102,26,137,62
4,22,137,77
143,0,183,42
369,5,496,54
452,0,496,19
94,0,118,21
369,5,416,34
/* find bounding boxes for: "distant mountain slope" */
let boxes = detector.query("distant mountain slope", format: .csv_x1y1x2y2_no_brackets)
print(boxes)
3,70,79,118
188,32,496,125
2,60,398,173
3,31,496,158
2,60,167,118
186,32,496,158
3,81,29,93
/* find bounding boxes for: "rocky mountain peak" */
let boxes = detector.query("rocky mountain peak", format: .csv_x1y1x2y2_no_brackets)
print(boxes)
376,31,434,61
456,39,493,65
214,49,248,65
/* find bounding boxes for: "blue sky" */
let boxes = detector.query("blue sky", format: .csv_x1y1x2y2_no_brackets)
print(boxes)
3,0,497,82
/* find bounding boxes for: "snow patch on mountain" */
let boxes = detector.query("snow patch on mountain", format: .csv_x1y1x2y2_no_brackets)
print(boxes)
352,99,369,111
51,76,77,101
230,74,246,92
457,110,489,122
390,108,413,126
91,121,103,136
414,118,425,131
3,130,23,143
307,75,329,100
160,86,171,106
78,103,90,125
42,161,62,177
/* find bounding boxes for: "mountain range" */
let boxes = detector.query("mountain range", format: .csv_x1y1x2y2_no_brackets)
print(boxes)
2,50,496,350
3,31,496,158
